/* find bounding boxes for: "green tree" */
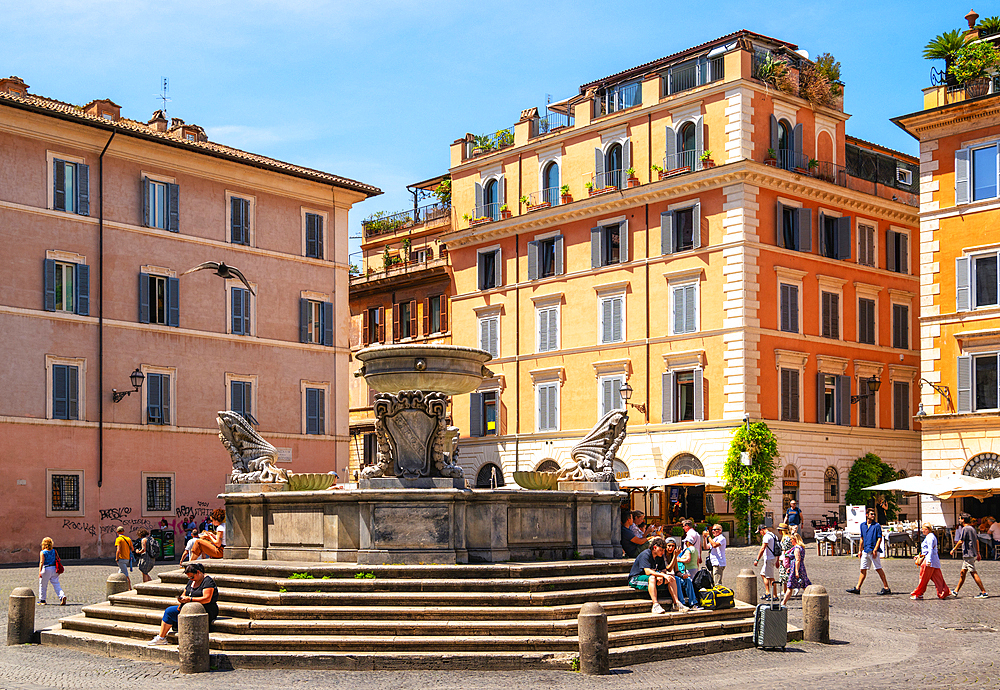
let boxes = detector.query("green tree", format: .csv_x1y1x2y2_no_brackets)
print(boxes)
923,29,965,61
845,453,899,520
723,422,779,542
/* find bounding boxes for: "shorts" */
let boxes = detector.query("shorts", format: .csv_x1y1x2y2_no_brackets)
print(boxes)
960,557,978,573
760,558,776,580
628,575,651,592
117,559,131,577
860,551,882,570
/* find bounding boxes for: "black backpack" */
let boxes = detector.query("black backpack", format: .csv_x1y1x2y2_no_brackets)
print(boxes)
769,535,782,561
692,568,714,592
147,536,161,560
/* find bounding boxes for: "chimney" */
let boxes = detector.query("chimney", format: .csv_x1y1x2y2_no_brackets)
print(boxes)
170,117,186,128
966,8,981,42
0,76,29,96
148,110,168,132
83,98,121,121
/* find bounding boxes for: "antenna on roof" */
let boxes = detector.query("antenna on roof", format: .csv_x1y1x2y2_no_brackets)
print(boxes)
156,77,171,116
545,93,551,117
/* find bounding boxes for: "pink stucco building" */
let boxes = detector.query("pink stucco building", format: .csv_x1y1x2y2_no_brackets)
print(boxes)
0,76,379,563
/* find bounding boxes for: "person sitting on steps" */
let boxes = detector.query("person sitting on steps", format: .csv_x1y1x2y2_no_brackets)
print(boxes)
189,509,226,560
627,536,686,614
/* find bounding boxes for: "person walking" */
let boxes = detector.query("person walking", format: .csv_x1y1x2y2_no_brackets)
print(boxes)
114,526,133,590
776,523,794,597
950,513,988,598
911,523,952,600
752,524,779,601
38,537,66,606
134,529,155,583
780,533,811,605
784,500,803,535
846,508,891,595
703,523,727,584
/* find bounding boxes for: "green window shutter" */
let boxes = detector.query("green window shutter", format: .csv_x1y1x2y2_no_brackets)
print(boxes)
167,277,179,327
138,273,150,323
75,263,90,316
141,177,151,227
67,365,79,420
77,163,90,216
147,373,161,424
232,288,244,335
167,183,180,233
53,160,66,211
231,197,244,244
44,259,56,311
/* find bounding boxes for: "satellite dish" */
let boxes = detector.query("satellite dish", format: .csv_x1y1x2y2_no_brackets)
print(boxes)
796,49,809,60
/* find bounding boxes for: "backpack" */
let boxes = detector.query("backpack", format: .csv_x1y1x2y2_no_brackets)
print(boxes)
147,536,161,560
768,535,782,561
692,568,714,593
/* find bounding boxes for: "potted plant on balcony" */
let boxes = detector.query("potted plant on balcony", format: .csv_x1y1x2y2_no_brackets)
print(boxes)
650,163,666,181
401,237,411,263
625,167,639,187
700,151,715,168
560,184,572,204
949,41,1000,98
585,180,595,196
472,134,493,156
764,148,777,166
808,158,819,176
500,204,512,219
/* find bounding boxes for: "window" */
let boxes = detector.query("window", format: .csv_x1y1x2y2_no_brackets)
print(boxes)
594,80,640,117
470,390,499,436
776,204,811,252
857,376,877,428
858,222,876,267
52,159,89,215
231,380,253,422
139,272,180,327
541,162,559,206
600,294,625,343
476,463,504,488
51,473,80,512
959,252,1000,311
146,476,172,512
231,286,252,335
958,353,1000,412
662,369,704,423
146,372,171,425
484,179,500,220
671,282,698,335
51,364,80,420
479,314,499,358
776,119,795,170
886,229,908,274
536,382,559,432
665,54,724,95
299,298,333,345
305,387,325,435
661,204,700,254
305,212,324,258
142,177,179,232
362,432,377,466
478,248,501,290
362,306,385,345
972,144,997,201
780,368,799,422
43,259,89,315
896,167,913,186
536,304,559,353
604,143,623,190
893,380,910,430
424,295,448,335
780,284,799,333
231,196,251,246
818,373,850,425
599,375,625,417
821,291,840,339
394,299,417,341
591,221,628,267
892,303,909,349
528,236,564,280
824,467,839,503
858,298,876,345
818,212,851,260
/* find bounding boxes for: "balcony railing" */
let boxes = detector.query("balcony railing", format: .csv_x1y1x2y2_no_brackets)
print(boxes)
533,111,574,137
666,55,724,95
468,126,515,157
361,202,450,238
472,202,502,223
594,82,641,118
770,149,811,172
764,156,918,208
526,187,561,209
663,149,706,173
350,236,446,281
590,169,625,192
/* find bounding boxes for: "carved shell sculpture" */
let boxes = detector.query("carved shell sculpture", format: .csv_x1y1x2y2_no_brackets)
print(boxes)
217,411,289,484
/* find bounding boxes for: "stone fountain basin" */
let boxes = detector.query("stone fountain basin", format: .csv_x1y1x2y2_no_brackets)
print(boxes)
355,344,493,395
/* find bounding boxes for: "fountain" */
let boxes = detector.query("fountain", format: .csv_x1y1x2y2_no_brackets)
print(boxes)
221,343,622,564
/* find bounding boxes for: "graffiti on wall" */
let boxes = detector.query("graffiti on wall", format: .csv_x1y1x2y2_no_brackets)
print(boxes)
60,500,221,539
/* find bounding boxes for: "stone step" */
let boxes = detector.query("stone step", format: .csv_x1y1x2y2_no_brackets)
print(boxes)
608,622,805,666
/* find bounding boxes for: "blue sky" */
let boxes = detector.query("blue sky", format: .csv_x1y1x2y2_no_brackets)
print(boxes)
4,1,970,259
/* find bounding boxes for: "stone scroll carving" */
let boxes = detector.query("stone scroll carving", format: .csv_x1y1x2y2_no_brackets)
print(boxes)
557,409,628,483
360,391,465,480
218,410,289,484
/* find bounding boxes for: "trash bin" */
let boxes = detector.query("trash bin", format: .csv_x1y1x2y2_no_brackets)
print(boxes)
151,529,175,560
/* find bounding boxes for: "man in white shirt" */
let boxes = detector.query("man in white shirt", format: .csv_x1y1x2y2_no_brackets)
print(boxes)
753,524,779,601
703,523,728,584
988,516,1000,546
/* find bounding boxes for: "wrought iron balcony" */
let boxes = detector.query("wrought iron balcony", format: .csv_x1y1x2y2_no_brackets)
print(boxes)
467,126,515,158
525,187,561,210
532,112,574,137
362,202,450,238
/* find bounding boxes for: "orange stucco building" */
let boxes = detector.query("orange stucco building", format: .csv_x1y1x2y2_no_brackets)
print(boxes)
440,32,922,532
0,77,378,563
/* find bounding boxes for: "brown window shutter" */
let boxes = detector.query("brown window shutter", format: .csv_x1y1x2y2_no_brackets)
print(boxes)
423,297,430,336
409,299,417,338
362,308,370,346
440,294,449,332
392,303,400,342
377,306,385,342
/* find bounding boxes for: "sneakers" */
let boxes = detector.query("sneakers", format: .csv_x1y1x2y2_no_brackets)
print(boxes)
976,592,989,599
878,588,891,596
675,604,690,613
910,595,923,600
147,635,168,646
651,602,666,615
59,596,67,606
951,592,960,598
846,587,861,595
37,601,45,605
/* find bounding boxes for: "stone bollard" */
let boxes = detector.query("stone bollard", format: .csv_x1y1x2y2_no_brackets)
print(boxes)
178,603,210,673
802,584,830,643
735,568,758,606
577,602,609,675
106,573,129,599
7,587,35,645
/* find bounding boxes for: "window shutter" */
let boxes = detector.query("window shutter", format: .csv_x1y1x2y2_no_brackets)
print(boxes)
780,285,790,331
662,212,674,254
622,137,631,182
75,263,90,315
439,296,448,333
694,368,704,422
602,378,615,417
885,230,896,272
423,298,430,336
470,393,484,437
53,365,68,419
957,355,973,413
612,296,623,342
895,382,910,430
594,147,605,183
796,208,812,252
166,276,179,327
694,116,704,168
67,365,79,420
662,372,675,423
316,215,324,259
139,273,150,323
53,160,66,211
837,216,852,260
537,309,547,351
44,259,56,312
409,299,417,339
493,249,502,288
770,115,779,152
242,289,251,335
146,373,160,423
956,257,972,311
477,254,486,290
665,125,677,168
602,299,614,343
837,375,851,426
167,183,180,233
496,175,505,208
692,203,702,249
548,385,557,430
831,293,839,339
673,286,684,335
899,233,908,274
232,197,244,244
816,372,826,423
323,301,334,346
554,235,564,275
780,369,790,421
361,307,370,346
538,385,549,431
306,388,318,434
299,299,309,343
792,123,803,164
527,241,539,280
790,286,799,333
232,288,243,335
818,211,827,255
141,177,151,227
591,227,603,267
789,370,799,422
548,308,558,351
684,285,697,333
77,163,90,216
775,202,785,248
378,306,385,343
489,317,498,357
955,148,971,205
474,182,484,217
619,220,629,262
393,303,400,342
231,380,242,415
305,213,316,256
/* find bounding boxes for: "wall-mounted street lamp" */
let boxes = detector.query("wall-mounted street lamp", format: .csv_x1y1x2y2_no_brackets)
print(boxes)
850,374,881,405
112,368,145,403
618,382,647,415
916,378,954,415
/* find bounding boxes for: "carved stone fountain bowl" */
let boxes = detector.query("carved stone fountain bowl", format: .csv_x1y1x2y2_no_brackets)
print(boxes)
355,344,493,395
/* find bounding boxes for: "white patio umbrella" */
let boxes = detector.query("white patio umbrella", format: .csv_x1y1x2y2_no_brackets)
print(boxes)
661,473,727,492
865,473,990,500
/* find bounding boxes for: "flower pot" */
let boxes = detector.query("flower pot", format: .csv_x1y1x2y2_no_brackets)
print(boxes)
701,159,715,168
658,170,668,181
627,176,640,188
500,209,512,219
527,202,551,212
470,216,491,227
561,194,572,204
794,167,808,174
967,76,991,98
667,166,690,177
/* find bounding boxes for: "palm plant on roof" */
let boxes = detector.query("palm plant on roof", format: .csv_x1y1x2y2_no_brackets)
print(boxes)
979,16,1000,37
923,29,965,61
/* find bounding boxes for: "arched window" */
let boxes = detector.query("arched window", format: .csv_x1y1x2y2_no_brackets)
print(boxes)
612,458,629,479
543,162,559,206
536,458,561,473
476,463,504,488
605,143,623,190
666,453,703,476
824,466,839,503
963,452,1000,479
782,464,799,513
484,179,499,220
679,122,697,170
777,120,792,170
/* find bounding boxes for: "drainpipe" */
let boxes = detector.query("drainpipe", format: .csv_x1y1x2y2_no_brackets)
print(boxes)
98,130,116,489
515,155,522,472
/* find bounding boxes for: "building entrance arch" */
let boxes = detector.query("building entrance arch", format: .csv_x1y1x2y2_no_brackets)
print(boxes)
962,453,1000,520
665,453,705,522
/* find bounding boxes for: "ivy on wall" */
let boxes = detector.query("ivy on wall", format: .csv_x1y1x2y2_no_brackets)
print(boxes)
845,452,899,521
723,421,779,541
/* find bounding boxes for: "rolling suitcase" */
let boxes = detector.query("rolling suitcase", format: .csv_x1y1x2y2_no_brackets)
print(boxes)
753,601,787,650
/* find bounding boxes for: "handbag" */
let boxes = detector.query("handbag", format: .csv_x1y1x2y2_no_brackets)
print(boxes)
54,549,64,575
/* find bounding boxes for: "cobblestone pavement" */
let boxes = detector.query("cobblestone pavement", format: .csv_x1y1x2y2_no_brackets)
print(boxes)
1,546,998,689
